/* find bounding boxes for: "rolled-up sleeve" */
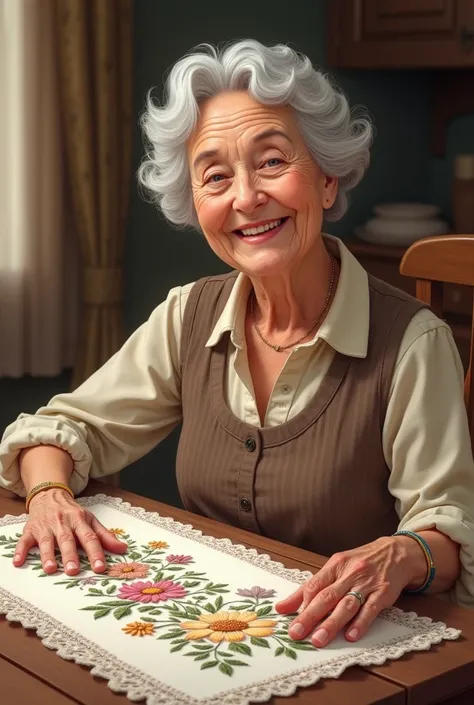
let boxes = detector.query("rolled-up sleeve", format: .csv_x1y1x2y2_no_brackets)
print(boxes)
0,284,193,497
384,310,474,609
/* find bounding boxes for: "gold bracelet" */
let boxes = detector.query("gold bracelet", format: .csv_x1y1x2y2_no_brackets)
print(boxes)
25,482,74,512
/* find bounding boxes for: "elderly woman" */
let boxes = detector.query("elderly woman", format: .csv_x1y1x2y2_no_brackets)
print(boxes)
1,39,474,649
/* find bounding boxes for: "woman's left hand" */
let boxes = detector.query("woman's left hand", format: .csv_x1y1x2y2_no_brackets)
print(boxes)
275,536,416,647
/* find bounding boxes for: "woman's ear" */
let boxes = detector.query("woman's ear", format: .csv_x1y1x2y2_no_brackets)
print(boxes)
322,176,338,210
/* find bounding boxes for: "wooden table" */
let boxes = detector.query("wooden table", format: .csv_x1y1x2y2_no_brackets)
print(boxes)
1,481,474,705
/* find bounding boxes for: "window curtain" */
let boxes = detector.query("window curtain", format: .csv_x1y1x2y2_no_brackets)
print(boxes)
0,0,79,377
53,0,133,392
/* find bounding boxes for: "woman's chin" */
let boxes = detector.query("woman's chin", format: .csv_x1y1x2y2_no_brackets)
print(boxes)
237,253,295,280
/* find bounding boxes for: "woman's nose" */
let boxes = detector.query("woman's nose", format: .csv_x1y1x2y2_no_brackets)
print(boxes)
232,172,266,213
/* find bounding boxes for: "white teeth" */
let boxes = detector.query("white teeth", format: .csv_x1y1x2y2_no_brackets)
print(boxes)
240,218,283,236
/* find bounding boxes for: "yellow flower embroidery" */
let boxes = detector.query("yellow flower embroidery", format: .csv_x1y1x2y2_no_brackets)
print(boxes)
147,541,169,549
108,528,126,537
180,611,277,643
122,621,155,637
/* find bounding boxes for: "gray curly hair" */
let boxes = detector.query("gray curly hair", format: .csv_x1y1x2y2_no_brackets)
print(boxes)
138,39,373,229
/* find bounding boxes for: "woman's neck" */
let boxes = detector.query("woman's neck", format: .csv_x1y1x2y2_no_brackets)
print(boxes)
249,238,337,342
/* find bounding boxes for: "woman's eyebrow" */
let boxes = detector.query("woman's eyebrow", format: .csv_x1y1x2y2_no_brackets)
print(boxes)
251,128,292,144
193,149,219,171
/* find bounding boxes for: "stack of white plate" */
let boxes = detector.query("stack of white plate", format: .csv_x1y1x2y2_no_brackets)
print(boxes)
355,203,449,246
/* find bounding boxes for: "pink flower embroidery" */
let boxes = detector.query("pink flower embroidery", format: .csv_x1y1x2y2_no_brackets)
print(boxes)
166,554,193,564
118,580,188,603
237,586,276,599
107,562,149,580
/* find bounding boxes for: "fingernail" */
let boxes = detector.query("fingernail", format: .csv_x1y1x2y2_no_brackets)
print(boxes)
66,561,77,572
94,560,105,570
312,628,328,646
289,623,305,639
13,554,21,563
45,560,56,570
347,628,359,640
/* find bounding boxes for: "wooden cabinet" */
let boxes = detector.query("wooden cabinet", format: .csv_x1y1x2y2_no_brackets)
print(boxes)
346,239,472,370
328,0,474,68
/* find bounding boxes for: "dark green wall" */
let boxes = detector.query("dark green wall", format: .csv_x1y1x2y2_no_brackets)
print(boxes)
2,0,473,506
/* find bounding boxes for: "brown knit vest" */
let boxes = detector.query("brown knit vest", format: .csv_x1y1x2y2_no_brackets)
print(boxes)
176,265,425,556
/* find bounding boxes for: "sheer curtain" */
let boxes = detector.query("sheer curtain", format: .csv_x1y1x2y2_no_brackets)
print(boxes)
0,0,78,378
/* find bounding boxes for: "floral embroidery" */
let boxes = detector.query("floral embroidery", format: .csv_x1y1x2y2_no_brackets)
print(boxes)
108,528,126,537
0,528,319,677
119,580,188,603
166,554,193,564
180,611,277,642
107,562,149,580
148,541,169,549
237,586,276,599
122,621,155,637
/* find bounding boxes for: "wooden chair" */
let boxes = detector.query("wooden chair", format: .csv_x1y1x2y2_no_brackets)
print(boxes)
400,234,474,444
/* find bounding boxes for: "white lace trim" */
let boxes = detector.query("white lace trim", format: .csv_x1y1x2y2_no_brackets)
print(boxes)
0,493,462,705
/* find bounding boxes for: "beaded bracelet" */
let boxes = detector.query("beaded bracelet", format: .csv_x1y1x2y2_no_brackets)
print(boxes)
25,481,74,512
392,530,436,594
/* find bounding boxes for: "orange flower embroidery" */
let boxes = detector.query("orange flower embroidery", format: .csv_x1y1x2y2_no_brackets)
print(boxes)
180,611,277,643
147,541,169,549
107,562,149,580
108,528,126,537
122,621,155,637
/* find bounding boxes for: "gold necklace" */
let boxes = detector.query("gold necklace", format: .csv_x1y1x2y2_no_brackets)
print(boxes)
250,253,337,353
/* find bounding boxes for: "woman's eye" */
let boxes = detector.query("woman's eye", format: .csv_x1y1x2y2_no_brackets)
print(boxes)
265,158,283,168
206,173,225,184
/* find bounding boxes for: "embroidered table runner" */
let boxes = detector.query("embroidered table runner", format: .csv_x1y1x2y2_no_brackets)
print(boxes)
0,494,461,705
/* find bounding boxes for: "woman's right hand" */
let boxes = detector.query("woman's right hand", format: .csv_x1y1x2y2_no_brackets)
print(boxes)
13,488,128,575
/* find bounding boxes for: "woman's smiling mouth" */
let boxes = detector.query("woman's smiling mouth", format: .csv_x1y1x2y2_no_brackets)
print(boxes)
233,216,289,241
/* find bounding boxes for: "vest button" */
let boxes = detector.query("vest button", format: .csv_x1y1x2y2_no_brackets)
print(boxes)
244,436,256,452
240,497,252,512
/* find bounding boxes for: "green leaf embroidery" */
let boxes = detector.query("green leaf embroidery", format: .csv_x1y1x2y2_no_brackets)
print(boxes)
154,571,164,581
256,606,272,617
200,660,218,670
284,647,297,659
106,585,117,594
80,606,105,611
215,596,223,610
182,580,200,588
290,641,318,651
219,662,234,676
274,646,284,656
101,580,110,586
229,642,252,656
204,603,216,613
141,617,157,623
113,606,133,620
170,643,186,652
149,608,162,615
158,632,182,639
137,605,156,613
250,637,270,648
88,588,104,595
223,659,249,667
191,644,213,651
66,581,80,589
193,653,210,661
94,608,112,619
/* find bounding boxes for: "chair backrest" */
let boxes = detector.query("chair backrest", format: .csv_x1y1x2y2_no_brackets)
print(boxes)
400,234,474,444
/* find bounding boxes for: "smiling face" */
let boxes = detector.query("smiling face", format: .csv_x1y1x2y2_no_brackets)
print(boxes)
188,90,337,279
